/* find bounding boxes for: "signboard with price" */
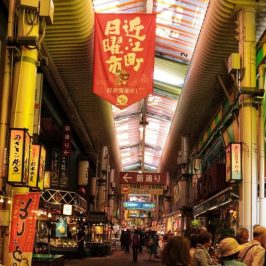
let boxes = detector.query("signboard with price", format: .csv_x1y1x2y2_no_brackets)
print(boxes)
119,172,166,185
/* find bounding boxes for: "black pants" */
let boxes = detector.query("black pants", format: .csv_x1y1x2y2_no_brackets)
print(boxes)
132,246,138,262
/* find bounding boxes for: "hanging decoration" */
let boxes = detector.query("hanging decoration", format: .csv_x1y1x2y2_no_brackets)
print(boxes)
93,13,156,109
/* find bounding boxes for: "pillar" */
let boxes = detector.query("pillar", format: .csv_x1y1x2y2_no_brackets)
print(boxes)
237,8,257,233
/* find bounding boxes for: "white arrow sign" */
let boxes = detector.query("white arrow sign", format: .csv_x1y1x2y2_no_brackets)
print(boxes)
122,173,133,183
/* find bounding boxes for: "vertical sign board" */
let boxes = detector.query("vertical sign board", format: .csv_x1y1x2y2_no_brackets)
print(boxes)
38,146,46,190
51,149,60,186
9,192,40,265
28,144,40,188
8,129,31,184
93,13,156,109
226,143,242,182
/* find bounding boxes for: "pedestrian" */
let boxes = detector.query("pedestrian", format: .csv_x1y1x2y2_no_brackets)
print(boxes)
238,225,266,266
148,231,159,261
77,225,85,258
189,234,199,258
192,231,215,265
132,230,140,262
124,229,131,253
120,229,126,251
235,228,249,244
161,236,191,266
216,237,246,266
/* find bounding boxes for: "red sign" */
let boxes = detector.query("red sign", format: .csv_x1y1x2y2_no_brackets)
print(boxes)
9,192,40,264
93,13,156,109
119,172,166,185
62,125,71,157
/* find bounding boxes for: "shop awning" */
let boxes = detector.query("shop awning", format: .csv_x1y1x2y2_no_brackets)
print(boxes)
193,187,239,217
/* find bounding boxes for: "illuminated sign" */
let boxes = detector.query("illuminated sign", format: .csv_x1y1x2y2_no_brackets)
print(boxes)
123,201,155,210
119,172,167,184
226,143,242,182
8,129,31,184
63,204,73,215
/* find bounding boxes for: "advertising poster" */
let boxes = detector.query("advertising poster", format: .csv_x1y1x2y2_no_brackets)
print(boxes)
56,218,67,238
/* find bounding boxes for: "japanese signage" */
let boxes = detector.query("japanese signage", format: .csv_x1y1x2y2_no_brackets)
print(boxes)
62,125,71,157
123,201,155,210
119,171,166,185
226,143,242,182
8,129,31,184
60,156,69,187
121,184,163,195
93,13,156,109
38,146,46,190
9,192,40,265
51,149,60,186
28,145,40,188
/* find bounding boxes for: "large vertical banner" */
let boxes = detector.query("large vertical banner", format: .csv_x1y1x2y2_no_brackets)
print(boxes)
9,192,40,266
93,13,156,109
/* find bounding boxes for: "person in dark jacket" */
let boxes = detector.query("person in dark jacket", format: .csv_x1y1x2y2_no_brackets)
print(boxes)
161,236,191,266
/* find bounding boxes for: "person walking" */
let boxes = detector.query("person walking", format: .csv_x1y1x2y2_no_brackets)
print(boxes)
132,230,140,262
216,237,246,266
192,231,216,266
238,225,266,266
77,225,85,258
124,229,131,253
161,236,191,266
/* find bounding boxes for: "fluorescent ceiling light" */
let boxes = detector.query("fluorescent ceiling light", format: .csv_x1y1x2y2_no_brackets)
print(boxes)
154,68,184,86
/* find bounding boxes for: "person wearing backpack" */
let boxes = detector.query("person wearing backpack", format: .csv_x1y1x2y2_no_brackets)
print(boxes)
132,230,140,262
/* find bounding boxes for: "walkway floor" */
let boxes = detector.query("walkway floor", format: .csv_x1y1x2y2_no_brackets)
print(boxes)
65,248,162,266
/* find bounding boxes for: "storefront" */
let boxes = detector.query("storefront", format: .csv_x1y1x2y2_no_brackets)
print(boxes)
193,186,239,243
87,212,112,256
35,189,88,259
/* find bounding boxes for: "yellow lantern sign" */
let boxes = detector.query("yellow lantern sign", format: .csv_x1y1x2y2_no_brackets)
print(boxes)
8,129,31,184
28,144,46,189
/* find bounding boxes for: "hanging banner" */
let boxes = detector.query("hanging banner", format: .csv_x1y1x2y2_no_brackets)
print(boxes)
9,192,40,266
93,13,156,109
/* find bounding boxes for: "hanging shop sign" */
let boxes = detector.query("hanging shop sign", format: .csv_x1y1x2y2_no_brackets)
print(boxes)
44,171,51,189
63,204,73,216
123,201,155,210
9,192,40,265
60,156,69,187
121,184,163,195
28,144,46,189
119,171,166,185
93,13,156,109
226,143,242,182
8,128,31,184
62,124,71,157
51,149,60,186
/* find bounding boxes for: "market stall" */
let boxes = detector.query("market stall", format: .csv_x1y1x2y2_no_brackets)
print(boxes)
35,189,88,259
87,212,112,256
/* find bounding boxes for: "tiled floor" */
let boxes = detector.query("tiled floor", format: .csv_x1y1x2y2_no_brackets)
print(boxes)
65,248,162,266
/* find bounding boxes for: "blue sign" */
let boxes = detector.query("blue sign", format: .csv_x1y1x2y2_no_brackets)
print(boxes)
123,201,155,210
